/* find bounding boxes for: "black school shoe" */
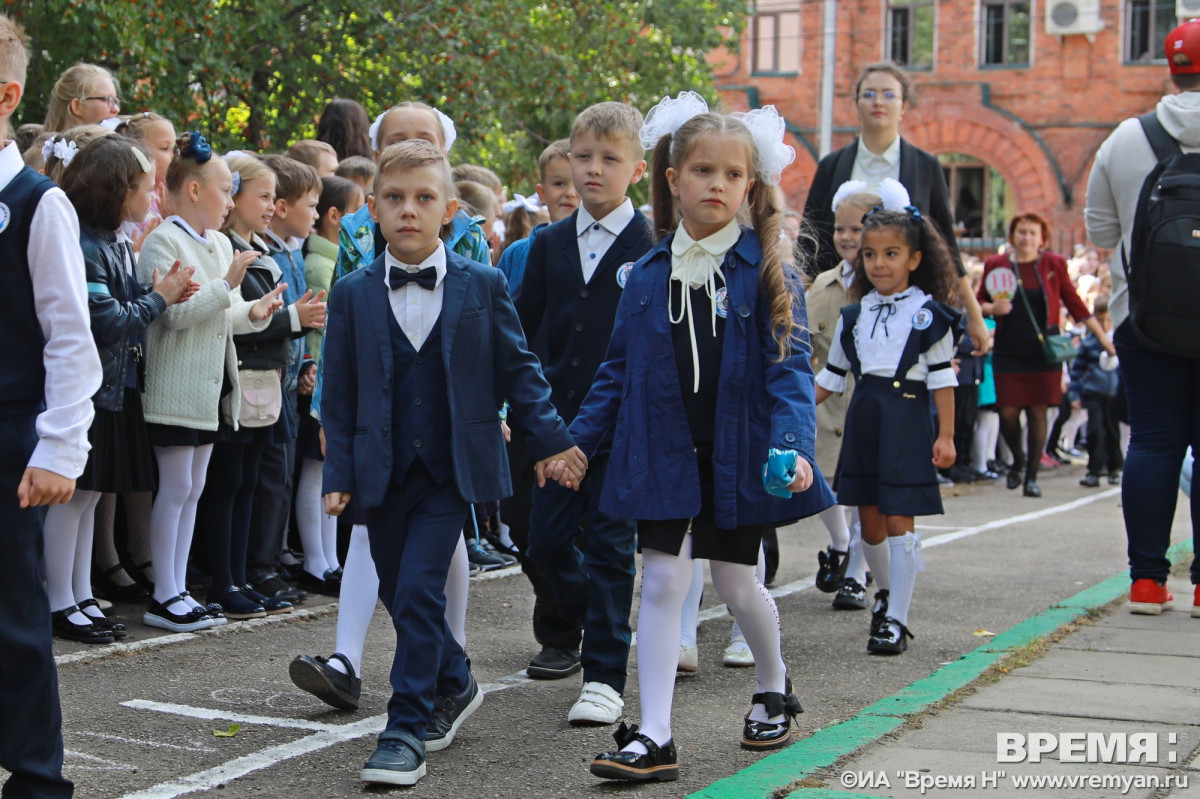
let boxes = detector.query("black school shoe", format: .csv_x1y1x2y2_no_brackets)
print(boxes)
425,671,483,752
741,678,803,750
207,587,266,620
591,722,679,782
289,652,361,710
526,646,581,679
1080,473,1101,488
297,569,341,597
52,606,115,644
815,546,849,593
78,598,127,640
832,577,868,610
241,584,293,615
870,589,890,637
868,617,914,655
251,573,307,605
361,730,426,786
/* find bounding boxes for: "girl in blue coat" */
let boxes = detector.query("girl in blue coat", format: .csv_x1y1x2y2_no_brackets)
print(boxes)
571,94,834,782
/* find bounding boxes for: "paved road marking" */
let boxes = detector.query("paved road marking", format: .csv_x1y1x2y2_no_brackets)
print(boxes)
65,750,139,772
71,731,216,753
122,699,349,733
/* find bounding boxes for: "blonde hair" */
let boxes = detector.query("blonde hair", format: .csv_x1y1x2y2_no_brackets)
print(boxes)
377,102,446,151
570,102,645,159
454,179,496,219
44,63,120,132
285,139,337,170
375,139,453,198
222,154,276,234
538,139,571,180
0,15,29,86
452,163,502,193
43,124,117,183
114,111,168,141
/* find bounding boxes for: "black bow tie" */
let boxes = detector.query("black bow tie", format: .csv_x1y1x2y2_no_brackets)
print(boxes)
389,265,437,291
869,300,897,338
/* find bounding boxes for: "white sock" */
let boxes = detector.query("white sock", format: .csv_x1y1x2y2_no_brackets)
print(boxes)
629,544,696,753
844,508,866,585
71,490,101,607
445,533,469,650
819,503,850,552
44,490,101,623
711,559,786,723
296,458,331,579
330,525,378,677
497,520,515,552
886,532,925,628
973,410,999,473
1060,409,1087,452
862,539,891,592
730,544,766,645
679,558,704,649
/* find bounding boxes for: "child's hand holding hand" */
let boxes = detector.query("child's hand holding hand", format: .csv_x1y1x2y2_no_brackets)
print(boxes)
294,289,327,329
152,259,198,306
323,491,351,516
251,283,287,321
932,435,955,469
225,249,259,289
536,446,588,490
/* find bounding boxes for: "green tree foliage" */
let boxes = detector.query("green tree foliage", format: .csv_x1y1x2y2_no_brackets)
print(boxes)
13,0,744,187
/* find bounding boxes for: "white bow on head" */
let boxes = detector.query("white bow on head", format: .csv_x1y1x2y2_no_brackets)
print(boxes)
369,106,457,153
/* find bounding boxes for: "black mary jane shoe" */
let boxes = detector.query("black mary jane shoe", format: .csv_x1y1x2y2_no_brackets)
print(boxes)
241,584,293,615
868,617,914,655
869,589,890,637
78,598,127,640
741,680,804,750
93,563,150,602
1005,468,1024,491
590,722,679,782
815,546,849,593
1023,480,1042,498
52,606,115,644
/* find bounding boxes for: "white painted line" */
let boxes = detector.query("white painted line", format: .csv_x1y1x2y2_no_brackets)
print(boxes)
117,714,386,799
71,731,216,753
121,699,347,733
65,750,138,771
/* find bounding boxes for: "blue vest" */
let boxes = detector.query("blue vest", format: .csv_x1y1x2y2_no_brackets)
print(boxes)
0,167,55,418
388,311,454,487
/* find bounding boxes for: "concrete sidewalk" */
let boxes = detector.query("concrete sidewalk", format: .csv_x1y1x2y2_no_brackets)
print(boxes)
691,544,1200,799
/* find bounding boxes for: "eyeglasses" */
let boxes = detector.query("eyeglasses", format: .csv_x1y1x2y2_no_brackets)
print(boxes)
84,95,121,108
859,89,901,103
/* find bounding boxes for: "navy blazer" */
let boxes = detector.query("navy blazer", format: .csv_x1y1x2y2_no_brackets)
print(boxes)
801,137,962,277
513,208,654,424
321,249,575,509
569,229,835,529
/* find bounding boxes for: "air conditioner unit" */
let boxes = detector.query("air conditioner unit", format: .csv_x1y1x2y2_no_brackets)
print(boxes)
1179,0,1200,21
1045,0,1105,36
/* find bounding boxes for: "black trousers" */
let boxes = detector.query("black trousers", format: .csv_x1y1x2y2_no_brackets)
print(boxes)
1084,392,1124,476
953,383,980,468
248,438,294,579
0,413,72,797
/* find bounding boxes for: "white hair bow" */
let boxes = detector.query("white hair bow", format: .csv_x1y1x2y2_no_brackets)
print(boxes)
729,106,795,186
639,91,710,151
369,106,457,153
501,193,541,215
42,137,79,168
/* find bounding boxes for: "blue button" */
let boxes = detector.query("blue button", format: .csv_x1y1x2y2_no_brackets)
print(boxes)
589,253,596,259
784,433,796,443
593,224,600,231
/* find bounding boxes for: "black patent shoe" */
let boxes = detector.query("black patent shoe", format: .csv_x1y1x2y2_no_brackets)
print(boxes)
52,605,115,644
870,589,890,637
815,546,848,593
93,563,150,601
832,577,868,610
289,653,361,710
1006,470,1023,490
1023,480,1042,498
741,680,803,750
868,617,914,655
206,587,266,620
78,598,127,640
241,584,293,615
590,722,679,782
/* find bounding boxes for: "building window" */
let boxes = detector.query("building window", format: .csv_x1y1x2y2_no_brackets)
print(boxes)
888,0,935,70
941,154,1010,244
980,1,1031,66
1126,0,1175,63
751,1,801,74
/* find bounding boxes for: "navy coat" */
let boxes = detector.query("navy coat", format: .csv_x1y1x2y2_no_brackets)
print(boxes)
321,249,575,509
569,229,835,529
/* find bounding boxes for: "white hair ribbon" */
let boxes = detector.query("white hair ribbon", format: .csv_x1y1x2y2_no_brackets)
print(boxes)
501,193,542,215
639,91,710,151
728,106,795,186
369,106,458,153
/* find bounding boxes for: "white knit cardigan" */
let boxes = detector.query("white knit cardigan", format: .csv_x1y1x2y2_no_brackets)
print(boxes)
137,222,269,431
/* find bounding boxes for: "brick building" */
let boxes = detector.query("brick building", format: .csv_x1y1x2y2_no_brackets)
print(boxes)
715,0,1181,254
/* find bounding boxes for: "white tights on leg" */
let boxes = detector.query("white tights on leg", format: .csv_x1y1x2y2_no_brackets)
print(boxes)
296,458,338,579
710,559,787,723
43,489,102,623
149,445,212,614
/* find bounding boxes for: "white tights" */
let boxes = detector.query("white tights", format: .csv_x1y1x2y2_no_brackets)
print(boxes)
972,410,1000,473
295,458,340,579
43,489,103,624
149,445,213,614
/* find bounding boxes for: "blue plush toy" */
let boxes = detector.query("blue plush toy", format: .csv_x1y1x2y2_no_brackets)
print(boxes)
762,448,798,498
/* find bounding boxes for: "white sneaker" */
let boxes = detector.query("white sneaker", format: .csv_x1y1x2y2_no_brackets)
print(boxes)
567,681,623,726
723,637,755,667
677,645,699,674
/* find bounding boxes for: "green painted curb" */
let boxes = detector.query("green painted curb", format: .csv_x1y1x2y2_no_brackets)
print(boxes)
686,538,1196,799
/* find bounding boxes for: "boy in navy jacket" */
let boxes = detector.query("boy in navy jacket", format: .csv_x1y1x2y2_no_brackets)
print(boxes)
513,102,654,723
0,15,103,797
1069,296,1124,486
321,140,584,787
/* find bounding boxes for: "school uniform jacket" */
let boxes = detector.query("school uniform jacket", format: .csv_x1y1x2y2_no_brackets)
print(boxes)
320,249,575,510
569,229,835,529
513,209,654,425
801,137,961,277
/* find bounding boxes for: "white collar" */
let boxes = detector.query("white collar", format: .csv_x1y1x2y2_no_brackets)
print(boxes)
165,215,210,245
577,198,634,238
839,259,855,278
858,136,901,166
668,220,740,393
0,141,21,193
383,240,448,287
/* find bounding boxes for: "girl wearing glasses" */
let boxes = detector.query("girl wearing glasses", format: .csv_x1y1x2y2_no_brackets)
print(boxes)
43,62,120,131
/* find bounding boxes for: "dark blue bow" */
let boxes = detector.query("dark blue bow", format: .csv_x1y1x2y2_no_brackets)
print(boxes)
905,204,922,224
181,131,212,164
869,300,897,338
389,265,437,291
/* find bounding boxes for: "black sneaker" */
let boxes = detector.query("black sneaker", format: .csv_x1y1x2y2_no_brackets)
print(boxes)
289,653,361,710
425,672,483,752
832,577,868,610
253,574,307,604
868,617,914,655
467,537,510,571
1108,471,1122,485
815,546,848,593
870,590,890,637
1080,473,1101,488
527,645,581,679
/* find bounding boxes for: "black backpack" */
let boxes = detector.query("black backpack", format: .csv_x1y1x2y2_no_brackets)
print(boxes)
1125,112,1200,357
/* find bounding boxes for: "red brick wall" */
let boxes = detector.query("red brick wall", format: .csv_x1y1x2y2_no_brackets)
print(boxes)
715,0,1171,251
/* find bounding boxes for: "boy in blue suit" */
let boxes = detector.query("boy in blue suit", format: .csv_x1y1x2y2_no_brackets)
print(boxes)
321,140,585,787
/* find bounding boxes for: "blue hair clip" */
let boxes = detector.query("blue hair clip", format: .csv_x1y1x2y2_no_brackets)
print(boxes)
230,171,242,196
860,204,885,225
904,204,923,223
181,132,212,165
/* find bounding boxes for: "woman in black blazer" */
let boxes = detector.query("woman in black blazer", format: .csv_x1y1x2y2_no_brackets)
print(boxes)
801,62,989,352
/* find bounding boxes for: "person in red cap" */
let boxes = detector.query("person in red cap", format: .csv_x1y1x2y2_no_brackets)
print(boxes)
1085,18,1200,617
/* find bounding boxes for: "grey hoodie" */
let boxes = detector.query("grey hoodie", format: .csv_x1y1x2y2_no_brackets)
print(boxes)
1085,91,1200,328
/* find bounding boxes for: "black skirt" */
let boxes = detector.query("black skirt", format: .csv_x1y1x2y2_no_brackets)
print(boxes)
637,454,765,566
78,388,157,493
297,395,323,461
834,375,944,517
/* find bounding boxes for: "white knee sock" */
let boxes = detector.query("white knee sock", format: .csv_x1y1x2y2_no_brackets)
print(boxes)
844,508,866,585
44,490,101,623
330,525,379,677
886,532,925,628
730,544,766,644
71,490,102,607
630,544,696,752
296,458,331,579
711,559,786,723
679,558,704,649
445,533,469,650
819,503,850,552
862,539,891,592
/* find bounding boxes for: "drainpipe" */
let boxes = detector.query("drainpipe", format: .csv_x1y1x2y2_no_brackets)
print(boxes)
819,0,836,156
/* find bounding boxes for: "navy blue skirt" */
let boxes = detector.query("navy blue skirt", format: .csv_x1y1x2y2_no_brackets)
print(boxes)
834,375,944,517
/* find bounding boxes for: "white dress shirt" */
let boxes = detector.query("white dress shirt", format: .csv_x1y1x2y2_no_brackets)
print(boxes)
816,288,957,393
382,242,447,351
850,136,901,190
838,258,855,291
1,141,102,478
576,199,634,284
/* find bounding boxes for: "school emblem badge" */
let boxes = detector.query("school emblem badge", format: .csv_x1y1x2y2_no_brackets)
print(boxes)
715,287,729,318
0,202,11,235
616,262,634,288
911,308,933,331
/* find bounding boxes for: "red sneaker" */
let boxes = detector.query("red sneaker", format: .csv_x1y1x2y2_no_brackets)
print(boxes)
1192,586,1200,619
1129,579,1173,615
